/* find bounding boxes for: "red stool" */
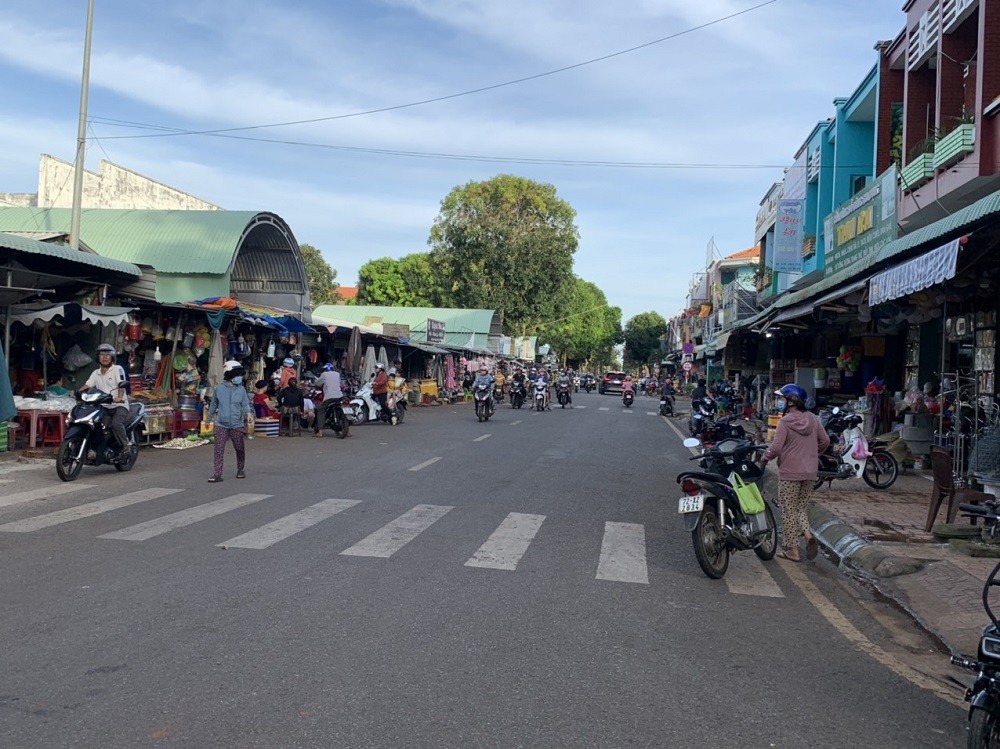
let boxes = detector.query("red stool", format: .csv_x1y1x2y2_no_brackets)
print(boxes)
37,412,65,447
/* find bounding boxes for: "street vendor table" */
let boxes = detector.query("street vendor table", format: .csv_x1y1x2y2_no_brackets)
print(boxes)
16,410,65,448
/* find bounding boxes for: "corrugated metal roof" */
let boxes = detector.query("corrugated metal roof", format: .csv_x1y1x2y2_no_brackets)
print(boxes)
0,207,270,274
0,231,141,277
312,305,501,339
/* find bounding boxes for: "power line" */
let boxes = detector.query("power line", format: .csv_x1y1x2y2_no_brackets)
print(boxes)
92,1,779,142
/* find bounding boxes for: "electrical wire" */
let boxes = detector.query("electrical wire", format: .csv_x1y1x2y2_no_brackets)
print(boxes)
91,0,779,142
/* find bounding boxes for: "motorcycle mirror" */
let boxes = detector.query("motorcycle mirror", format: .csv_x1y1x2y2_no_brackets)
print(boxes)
832,407,840,415
683,437,701,448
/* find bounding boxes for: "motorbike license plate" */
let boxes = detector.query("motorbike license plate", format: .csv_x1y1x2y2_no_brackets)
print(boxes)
341,406,354,416
678,495,705,514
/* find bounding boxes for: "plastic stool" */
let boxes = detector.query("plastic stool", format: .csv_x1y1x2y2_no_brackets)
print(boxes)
280,407,302,437
38,412,65,447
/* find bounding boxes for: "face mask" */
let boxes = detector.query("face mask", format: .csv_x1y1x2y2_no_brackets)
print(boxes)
775,398,786,412
233,376,244,385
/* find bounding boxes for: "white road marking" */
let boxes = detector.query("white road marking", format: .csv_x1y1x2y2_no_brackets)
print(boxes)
408,457,442,472
510,420,522,426
621,409,634,414
575,406,587,409
0,483,95,509
0,488,183,533
596,522,649,584
340,504,454,558
724,553,785,598
465,512,546,571
220,498,361,550
473,434,492,442
99,493,272,542
598,407,610,412
646,411,658,416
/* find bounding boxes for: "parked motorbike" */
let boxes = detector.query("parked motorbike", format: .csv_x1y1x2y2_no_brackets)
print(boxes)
533,380,547,411
557,381,572,408
622,389,634,408
677,437,777,579
474,383,494,422
350,381,381,425
951,500,1000,747
689,396,718,436
510,380,526,409
56,388,145,482
659,387,676,417
814,407,898,490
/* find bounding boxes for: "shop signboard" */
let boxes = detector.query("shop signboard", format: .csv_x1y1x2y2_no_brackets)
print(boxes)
824,166,898,275
772,199,805,273
426,318,445,343
382,323,410,340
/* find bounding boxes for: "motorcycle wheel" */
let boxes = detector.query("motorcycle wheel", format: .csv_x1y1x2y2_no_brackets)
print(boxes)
753,503,778,561
476,403,484,422
969,707,1000,748
813,477,825,491
335,413,350,439
863,451,898,490
354,405,369,426
114,435,139,472
692,508,730,579
56,437,86,482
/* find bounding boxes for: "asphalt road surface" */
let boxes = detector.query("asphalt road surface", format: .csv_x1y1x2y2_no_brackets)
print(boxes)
0,391,965,747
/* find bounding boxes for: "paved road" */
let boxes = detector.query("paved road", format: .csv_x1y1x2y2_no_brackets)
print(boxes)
0,391,963,747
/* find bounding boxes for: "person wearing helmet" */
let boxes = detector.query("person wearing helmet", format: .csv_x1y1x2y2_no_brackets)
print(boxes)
313,362,343,437
372,362,391,423
386,366,407,424
761,383,830,562
206,360,254,482
473,366,495,415
82,343,130,458
278,357,297,390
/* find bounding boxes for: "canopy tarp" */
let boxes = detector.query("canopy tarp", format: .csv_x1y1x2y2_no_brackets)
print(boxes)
0,342,16,422
3,302,135,327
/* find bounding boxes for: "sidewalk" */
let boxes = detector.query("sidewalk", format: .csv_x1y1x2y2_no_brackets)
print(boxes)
800,468,996,656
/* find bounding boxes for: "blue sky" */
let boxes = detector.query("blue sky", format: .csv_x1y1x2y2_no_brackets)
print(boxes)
0,1,905,323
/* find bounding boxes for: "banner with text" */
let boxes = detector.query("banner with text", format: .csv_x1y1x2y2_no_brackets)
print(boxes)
824,166,898,275
772,199,805,273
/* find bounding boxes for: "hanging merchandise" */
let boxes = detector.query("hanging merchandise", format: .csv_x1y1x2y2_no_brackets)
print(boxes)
125,313,143,342
183,330,195,349
309,348,318,364
154,345,162,362
266,339,276,358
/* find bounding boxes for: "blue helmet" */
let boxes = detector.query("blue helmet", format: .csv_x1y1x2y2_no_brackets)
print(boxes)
775,383,807,406
323,363,334,371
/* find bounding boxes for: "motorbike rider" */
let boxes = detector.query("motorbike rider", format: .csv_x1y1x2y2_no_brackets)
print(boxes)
535,367,552,410
372,362,390,423
622,374,634,395
387,367,407,424
556,369,574,408
691,378,708,401
473,366,495,413
313,362,344,438
493,367,506,399
81,343,130,458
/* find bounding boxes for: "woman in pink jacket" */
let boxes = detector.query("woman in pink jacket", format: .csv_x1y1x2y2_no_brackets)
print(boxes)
761,384,830,562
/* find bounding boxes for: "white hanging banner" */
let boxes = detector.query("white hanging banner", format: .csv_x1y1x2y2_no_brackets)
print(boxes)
868,239,961,306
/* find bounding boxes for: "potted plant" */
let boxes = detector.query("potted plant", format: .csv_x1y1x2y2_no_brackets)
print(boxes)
813,368,828,389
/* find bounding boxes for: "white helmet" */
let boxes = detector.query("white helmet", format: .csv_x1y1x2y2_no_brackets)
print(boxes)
375,362,385,370
388,367,397,375
223,360,243,373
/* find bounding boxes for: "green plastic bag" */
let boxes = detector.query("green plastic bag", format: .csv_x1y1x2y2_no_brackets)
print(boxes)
733,475,766,515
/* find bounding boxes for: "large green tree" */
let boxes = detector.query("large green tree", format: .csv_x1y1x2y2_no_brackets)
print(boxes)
541,277,622,367
356,253,440,306
623,311,667,368
300,244,338,307
428,174,578,333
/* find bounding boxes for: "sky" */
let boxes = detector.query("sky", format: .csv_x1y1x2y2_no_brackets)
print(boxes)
0,1,907,324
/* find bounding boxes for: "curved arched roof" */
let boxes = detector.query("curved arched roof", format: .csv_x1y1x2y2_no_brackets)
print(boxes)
0,207,300,277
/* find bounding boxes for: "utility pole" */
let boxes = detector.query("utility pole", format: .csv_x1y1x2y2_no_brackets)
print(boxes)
69,0,95,251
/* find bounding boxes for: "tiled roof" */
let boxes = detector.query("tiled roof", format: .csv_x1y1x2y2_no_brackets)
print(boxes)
724,245,760,261
336,286,358,301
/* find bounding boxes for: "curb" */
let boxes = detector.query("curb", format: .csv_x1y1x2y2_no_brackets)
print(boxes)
807,504,924,578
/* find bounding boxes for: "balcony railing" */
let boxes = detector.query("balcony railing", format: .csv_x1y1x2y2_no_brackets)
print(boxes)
908,2,941,71
942,0,977,33
933,124,975,170
902,153,935,191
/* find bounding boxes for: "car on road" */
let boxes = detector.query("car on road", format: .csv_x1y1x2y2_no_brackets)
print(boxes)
599,371,627,394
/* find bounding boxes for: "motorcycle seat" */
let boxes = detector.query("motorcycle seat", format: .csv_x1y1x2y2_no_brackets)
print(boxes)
677,470,732,488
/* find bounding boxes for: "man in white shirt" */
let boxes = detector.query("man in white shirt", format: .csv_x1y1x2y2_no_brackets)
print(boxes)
82,343,129,454
313,363,344,437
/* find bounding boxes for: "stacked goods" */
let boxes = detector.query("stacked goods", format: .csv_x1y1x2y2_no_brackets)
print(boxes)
255,417,279,437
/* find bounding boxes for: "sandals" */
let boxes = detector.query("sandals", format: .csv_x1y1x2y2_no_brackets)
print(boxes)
806,537,819,561
776,549,801,562
207,476,223,483
236,471,246,479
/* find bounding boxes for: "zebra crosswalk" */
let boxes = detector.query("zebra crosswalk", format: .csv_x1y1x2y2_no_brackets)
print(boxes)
0,488,786,597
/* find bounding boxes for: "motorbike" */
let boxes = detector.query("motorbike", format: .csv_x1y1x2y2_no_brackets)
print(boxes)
510,380,526,409
659,387,676,417
622,389,634,408
533,380,547,411
646,380,658,397
814,407,898,490
493,384,505,404
557,380,572,408
677,437,777,579
951,500,1000,746
581,375,595,393
56,387,145,482
474,383,494,422
689,396,718,436
573,376,580,393
351,381,402,425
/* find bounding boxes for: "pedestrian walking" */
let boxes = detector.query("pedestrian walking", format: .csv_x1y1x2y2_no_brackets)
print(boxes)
761,383,830,562
206,360,254,483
